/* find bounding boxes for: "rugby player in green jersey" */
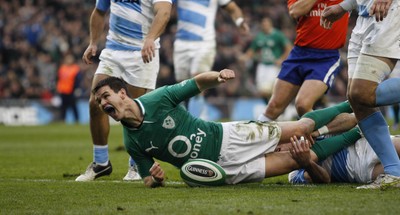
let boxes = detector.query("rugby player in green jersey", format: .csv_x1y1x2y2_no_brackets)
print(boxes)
92,69,357,188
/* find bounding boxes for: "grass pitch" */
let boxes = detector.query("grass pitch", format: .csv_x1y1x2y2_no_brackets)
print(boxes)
1,124,400,215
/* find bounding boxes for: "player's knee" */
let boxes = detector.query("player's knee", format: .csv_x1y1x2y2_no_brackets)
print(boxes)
266,99,285,116
295,104,311,117
348,88,375,107
296,118,314,136
294,100,313,117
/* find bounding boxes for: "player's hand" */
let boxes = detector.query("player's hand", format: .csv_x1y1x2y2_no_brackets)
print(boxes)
306,134,315,146
142,38,156,63
217,69,236,83
82,44,98,64
369,0,392,22
149,162,165,183
289,136,312,167
239,22,250,35
320,5,347,29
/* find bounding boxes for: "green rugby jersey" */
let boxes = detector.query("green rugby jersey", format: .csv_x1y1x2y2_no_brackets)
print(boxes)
122,79,223,178
249,29,290,65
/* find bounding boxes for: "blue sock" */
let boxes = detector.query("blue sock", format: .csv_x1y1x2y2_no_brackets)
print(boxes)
376,78,400,106
358,112,400,176
129,157,136,167
93,145,109,166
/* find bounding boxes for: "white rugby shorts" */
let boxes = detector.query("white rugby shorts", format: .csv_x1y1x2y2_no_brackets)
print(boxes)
218,121,281,184
173,39,216,81
347,3,400,60
255,64,280,95
96,49,160,90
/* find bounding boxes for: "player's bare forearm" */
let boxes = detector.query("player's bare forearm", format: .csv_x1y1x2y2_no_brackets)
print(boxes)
195,69,236,92
89,9,107,45
303,161,331,183
224,2,249,33
224,1,243,20
83,9,106,64
141,2,171,63
289,0,318,19
145,2,172,42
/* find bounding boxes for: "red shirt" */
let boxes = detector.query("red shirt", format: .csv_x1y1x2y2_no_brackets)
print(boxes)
288,0,349,49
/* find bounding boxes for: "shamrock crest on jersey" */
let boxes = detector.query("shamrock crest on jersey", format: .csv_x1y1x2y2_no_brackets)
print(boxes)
162,115,175,129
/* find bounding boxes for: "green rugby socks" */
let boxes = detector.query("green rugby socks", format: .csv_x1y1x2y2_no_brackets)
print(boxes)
302,101,353,130
311,127,361,161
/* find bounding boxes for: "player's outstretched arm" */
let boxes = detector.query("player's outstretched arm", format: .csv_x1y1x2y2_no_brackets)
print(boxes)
194,69,235,92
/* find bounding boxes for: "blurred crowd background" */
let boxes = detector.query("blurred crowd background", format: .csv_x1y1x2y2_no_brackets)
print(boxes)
0,0,358,121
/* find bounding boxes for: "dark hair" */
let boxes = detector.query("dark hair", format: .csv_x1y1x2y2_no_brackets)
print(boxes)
92,77,129,96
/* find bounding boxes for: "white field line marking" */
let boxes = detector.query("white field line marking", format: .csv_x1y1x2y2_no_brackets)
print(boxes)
0,178,186,185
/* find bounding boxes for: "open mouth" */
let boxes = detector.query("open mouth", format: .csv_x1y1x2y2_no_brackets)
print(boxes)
104,105,116,115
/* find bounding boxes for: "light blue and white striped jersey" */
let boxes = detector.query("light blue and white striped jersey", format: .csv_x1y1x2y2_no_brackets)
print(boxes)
96,0,172,51
176,0,231,41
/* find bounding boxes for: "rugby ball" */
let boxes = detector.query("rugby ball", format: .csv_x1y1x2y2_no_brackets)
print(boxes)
180,159,226,187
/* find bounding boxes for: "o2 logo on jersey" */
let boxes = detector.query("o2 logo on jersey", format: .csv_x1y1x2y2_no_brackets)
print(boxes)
168,128,207,159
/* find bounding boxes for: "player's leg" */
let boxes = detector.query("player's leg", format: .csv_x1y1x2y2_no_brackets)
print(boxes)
60,94,67,121
260,79,299,121
173,40,192,84
294,47,341,117
349,54,400,189
294,80,328,117
70,93,79,123
265,151,299,177
311,127,361,161
260,46,322,122
301,100,352,130
277,119,314,144
277,100,353,144
76,73,113,181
